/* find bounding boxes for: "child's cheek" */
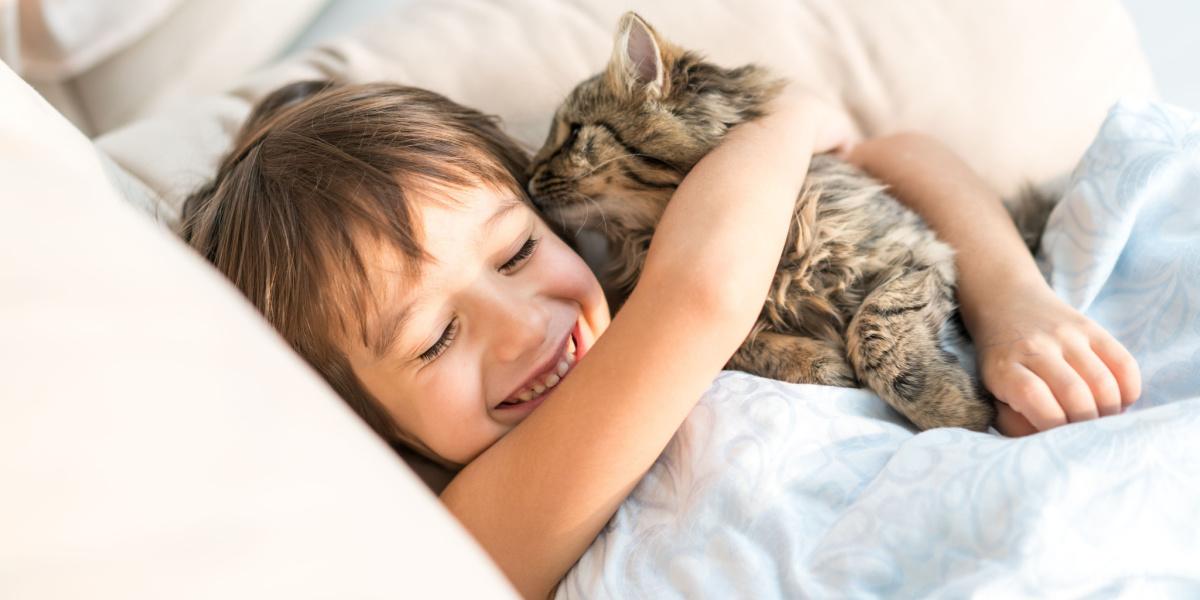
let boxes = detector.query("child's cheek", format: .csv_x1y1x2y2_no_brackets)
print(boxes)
418,353,488,454
541,235,603,297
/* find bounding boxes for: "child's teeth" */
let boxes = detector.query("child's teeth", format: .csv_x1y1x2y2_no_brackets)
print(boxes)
508,341,581,405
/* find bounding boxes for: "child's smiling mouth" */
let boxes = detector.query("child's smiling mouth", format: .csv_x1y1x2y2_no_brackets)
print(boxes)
496,321,585,410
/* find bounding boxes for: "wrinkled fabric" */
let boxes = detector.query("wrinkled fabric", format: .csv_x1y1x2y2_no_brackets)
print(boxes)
559,100,1200,599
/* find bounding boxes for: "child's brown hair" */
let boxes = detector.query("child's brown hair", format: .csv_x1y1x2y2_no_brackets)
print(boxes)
182,81,532,447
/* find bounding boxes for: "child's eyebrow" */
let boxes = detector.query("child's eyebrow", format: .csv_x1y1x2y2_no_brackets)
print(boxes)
370,303,415,360
371,196,525,359
480,196,524,243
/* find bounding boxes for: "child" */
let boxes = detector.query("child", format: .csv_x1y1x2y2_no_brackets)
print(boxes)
183,80,1139,597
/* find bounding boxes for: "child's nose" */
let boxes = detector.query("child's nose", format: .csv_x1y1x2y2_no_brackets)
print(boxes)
487,298,551,364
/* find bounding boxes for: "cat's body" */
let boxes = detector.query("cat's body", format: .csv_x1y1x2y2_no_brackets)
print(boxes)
527,13,1039,430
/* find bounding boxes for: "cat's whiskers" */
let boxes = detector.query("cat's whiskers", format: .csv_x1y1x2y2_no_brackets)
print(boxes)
554,189,610,238
579,192,611,238
549,204,572,235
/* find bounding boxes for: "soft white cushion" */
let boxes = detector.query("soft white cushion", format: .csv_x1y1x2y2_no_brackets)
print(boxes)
0,59,515,599
0,0,183,80
94,0,1154,228
73,0,329,133
0,0,330,136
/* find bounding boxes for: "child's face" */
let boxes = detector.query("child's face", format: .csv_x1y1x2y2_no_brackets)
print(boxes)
342,184,610,465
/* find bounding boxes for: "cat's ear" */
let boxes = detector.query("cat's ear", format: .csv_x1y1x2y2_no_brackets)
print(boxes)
606,12,673,99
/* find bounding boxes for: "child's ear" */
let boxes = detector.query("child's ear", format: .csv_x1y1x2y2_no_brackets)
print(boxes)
606,12,673,99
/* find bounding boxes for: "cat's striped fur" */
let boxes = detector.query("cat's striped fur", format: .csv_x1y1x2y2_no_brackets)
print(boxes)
528,13,1009,430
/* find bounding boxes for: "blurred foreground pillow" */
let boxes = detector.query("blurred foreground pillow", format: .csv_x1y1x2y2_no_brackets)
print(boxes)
0,58,514,600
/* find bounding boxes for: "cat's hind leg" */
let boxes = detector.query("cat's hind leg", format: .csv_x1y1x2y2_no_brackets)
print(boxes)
726,330,857,387
846,269,996,431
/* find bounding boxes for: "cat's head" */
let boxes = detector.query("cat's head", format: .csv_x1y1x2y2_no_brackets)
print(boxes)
528,12,783,241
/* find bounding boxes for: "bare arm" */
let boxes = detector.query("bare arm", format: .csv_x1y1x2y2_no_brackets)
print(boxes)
849,132,1140,435
848,133,1046,328
440,92,856,599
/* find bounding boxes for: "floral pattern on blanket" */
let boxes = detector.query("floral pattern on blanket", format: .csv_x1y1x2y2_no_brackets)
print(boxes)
558,100,1200,599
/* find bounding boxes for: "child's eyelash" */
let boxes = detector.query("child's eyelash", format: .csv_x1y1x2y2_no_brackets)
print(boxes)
419,318,458,364
500,236,540,273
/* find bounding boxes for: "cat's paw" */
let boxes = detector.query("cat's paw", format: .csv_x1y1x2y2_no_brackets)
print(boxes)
809,356,858,388
906,367,996,431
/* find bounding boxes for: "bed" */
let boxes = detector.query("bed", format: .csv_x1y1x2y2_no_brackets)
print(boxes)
3,1,1193,598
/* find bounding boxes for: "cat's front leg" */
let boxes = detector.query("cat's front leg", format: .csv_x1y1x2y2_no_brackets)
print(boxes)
846,268,995,431
726,330,857,387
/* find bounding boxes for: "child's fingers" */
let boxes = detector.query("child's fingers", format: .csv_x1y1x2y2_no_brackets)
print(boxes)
1024,352,1099,423
1090,331,1142,407
994,400,1039,437
994,363,1066,430
1063,339,1122,417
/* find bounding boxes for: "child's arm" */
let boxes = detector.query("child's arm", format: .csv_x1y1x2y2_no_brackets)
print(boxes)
440,90,857,599
848,132,1141,436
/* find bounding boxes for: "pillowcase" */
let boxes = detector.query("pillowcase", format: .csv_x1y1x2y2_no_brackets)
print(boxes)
0,59,515,599
0,0,183,80
93,0,1154,228
72,0,330,133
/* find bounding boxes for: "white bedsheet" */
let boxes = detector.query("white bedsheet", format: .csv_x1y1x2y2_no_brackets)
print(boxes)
558,99,1200,599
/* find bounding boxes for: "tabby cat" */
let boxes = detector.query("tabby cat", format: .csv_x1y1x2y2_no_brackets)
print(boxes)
527,13,1043,431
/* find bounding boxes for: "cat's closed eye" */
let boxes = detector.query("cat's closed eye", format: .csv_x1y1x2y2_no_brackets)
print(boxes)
562,123,582,152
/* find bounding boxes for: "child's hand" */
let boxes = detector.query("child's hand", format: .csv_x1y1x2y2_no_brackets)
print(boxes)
973,283,1142,436
765,85,861,158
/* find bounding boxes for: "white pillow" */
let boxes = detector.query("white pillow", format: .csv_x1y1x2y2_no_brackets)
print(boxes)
72,0,330,133
94,0,1155,227
0,59,515,599
0,0,182,80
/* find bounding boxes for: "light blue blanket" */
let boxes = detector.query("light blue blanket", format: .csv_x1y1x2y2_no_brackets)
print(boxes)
559,100,1200,599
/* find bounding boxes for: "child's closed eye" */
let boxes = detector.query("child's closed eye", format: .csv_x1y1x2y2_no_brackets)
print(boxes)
419,318,458,364
499,236,540,274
